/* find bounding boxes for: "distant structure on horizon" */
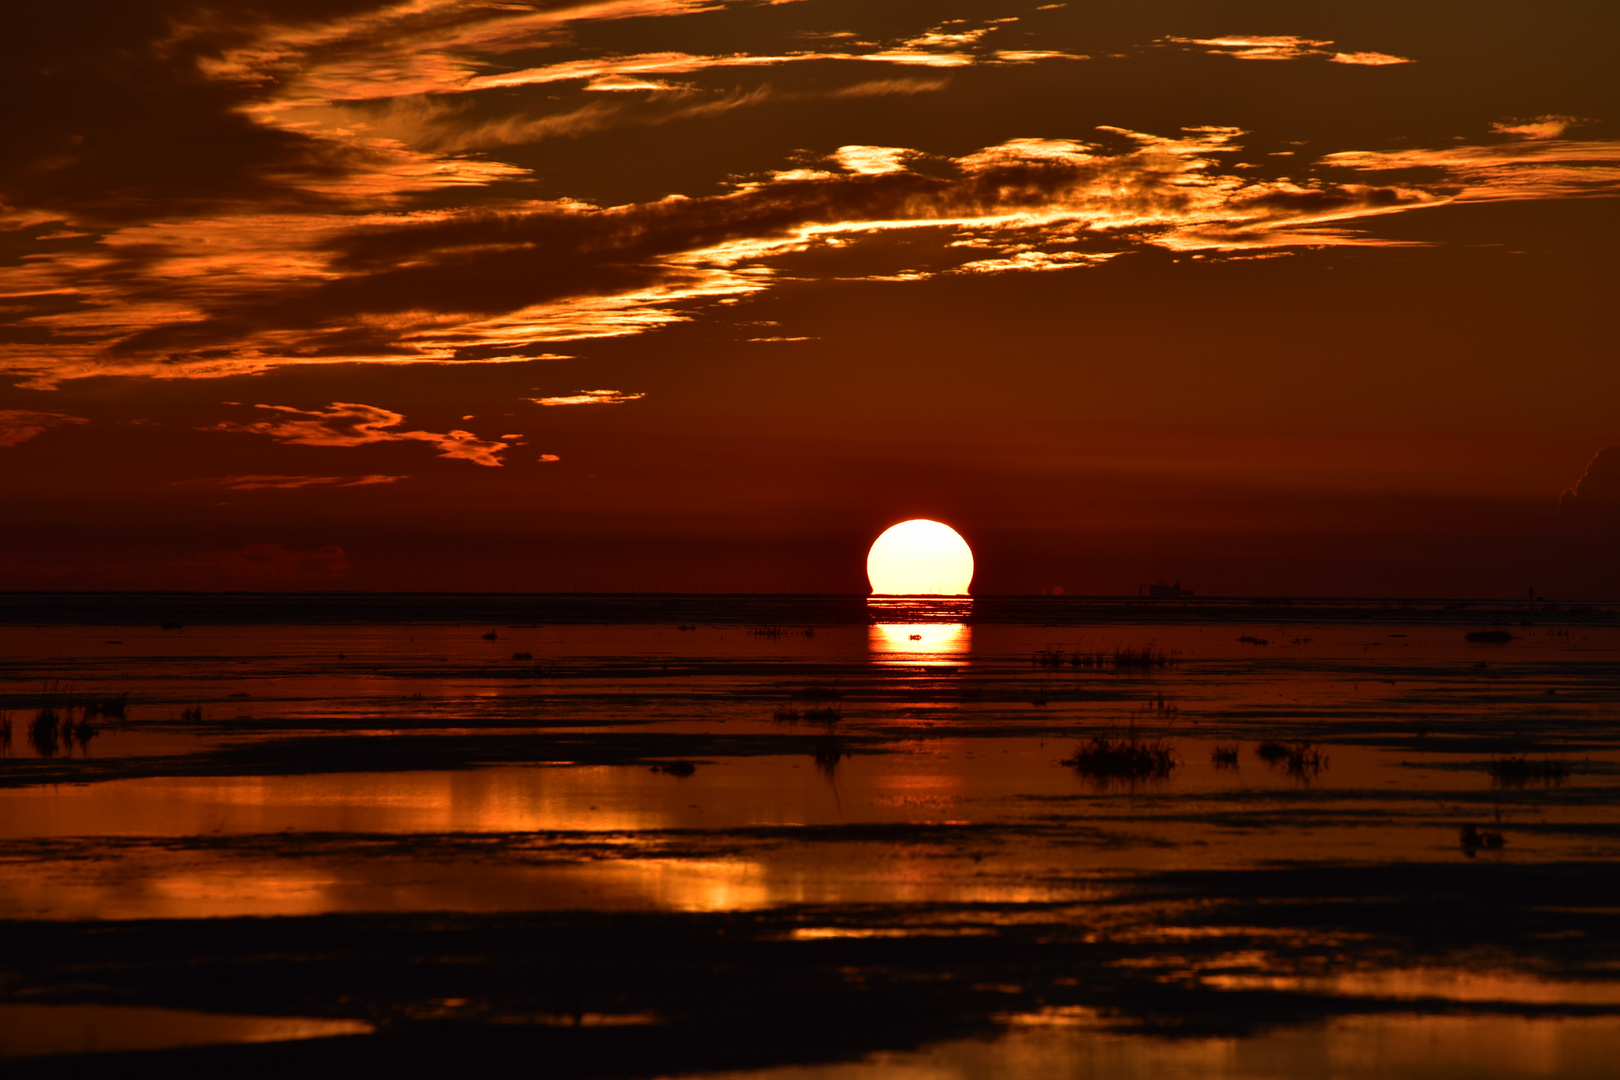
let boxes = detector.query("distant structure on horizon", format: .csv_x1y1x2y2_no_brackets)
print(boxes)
1139,581,1193,598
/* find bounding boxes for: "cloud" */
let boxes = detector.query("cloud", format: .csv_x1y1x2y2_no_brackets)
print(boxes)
528,389,646,406
1167,35,1411,65
0,409,89,447
173,473,408,490
18,125,1612,387
1491,116,1583,140
1560,446,1620,527
1322,138,1620,203
211,403,508,466
1330,51,1413,66
2,4,1614,390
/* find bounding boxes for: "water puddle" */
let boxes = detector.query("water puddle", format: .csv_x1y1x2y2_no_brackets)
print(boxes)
0,1003,370,1058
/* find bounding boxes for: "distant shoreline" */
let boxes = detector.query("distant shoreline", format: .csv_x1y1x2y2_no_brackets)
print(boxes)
0,592,1613,627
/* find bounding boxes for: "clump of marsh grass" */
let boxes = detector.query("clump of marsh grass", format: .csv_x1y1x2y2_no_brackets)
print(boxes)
28,707,63,758
83,692,128,721
1489,755,1570,788
1039,644,1179,670
1256,740,1329,779
1211,744,1240,770
1460,823,1505,856
773,703,841,724
813,734,844,780
1063,733,1180,783
0,710,12,754
1237,635,1269,646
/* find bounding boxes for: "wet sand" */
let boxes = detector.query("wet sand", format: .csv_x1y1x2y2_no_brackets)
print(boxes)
1,598,1618,1073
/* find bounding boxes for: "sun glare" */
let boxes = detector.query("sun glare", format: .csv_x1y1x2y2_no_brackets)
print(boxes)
866,519,974,595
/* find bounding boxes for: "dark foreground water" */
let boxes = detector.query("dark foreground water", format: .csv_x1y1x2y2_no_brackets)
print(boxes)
1,594,1618,1076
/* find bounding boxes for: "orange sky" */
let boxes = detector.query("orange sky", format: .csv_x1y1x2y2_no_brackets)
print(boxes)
2,0,1617,595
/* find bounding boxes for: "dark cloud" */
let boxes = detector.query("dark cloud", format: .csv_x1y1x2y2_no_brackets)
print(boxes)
1560,446,1620,527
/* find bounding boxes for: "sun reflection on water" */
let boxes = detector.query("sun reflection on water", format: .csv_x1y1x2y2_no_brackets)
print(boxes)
868,623,971,665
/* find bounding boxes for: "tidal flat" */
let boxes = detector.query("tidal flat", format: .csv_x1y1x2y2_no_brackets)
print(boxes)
1,595,1618,1076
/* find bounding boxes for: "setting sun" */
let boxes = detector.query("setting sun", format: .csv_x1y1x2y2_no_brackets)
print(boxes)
866,519,974,595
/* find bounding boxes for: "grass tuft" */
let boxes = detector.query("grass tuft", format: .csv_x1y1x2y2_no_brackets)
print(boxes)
1256,740,1329,779
1063,734,1179,782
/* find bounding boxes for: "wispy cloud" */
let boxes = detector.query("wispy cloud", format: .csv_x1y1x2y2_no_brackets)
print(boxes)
173,473,408,490
1323,138,1620,202
211,403,508,466
1166,35,1412,65
0,409,89,447
528,389,647,406
1491,115,1584,140
13,123,1620,387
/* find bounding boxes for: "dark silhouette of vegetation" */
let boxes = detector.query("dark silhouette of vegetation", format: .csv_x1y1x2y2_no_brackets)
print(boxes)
1062,734,1179,782
1033,645,1177,670
677,624,697,631
84,692,128,720
1237,635,1269,646
179,705,205,722
481,629,498,641
1460,823,1505,856
1256,740,1329,779
651,761,696,777
1466,630,1513,644
1211,744,1240,770
511,652,533,660
1489,756,1570,788
0,711,11,754
28,708,63,757
773,704,841,724
813,734,844,779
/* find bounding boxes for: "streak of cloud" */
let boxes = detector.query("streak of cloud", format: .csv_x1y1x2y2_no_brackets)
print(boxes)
1323,138,1620,202
211,403,508,466
173,473,408,490
528,390,647,406
1491,116,1583,140
0,409,90,447
1167,35,1411,65
14,124,1620,387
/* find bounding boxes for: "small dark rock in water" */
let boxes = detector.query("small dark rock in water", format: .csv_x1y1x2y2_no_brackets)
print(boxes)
511,652,532,660
652,761,697,777
481,630,498,641
1466,630,1513,644
677,624,697,631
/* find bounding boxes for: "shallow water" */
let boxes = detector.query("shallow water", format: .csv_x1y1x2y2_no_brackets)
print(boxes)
2,599,1618,1072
